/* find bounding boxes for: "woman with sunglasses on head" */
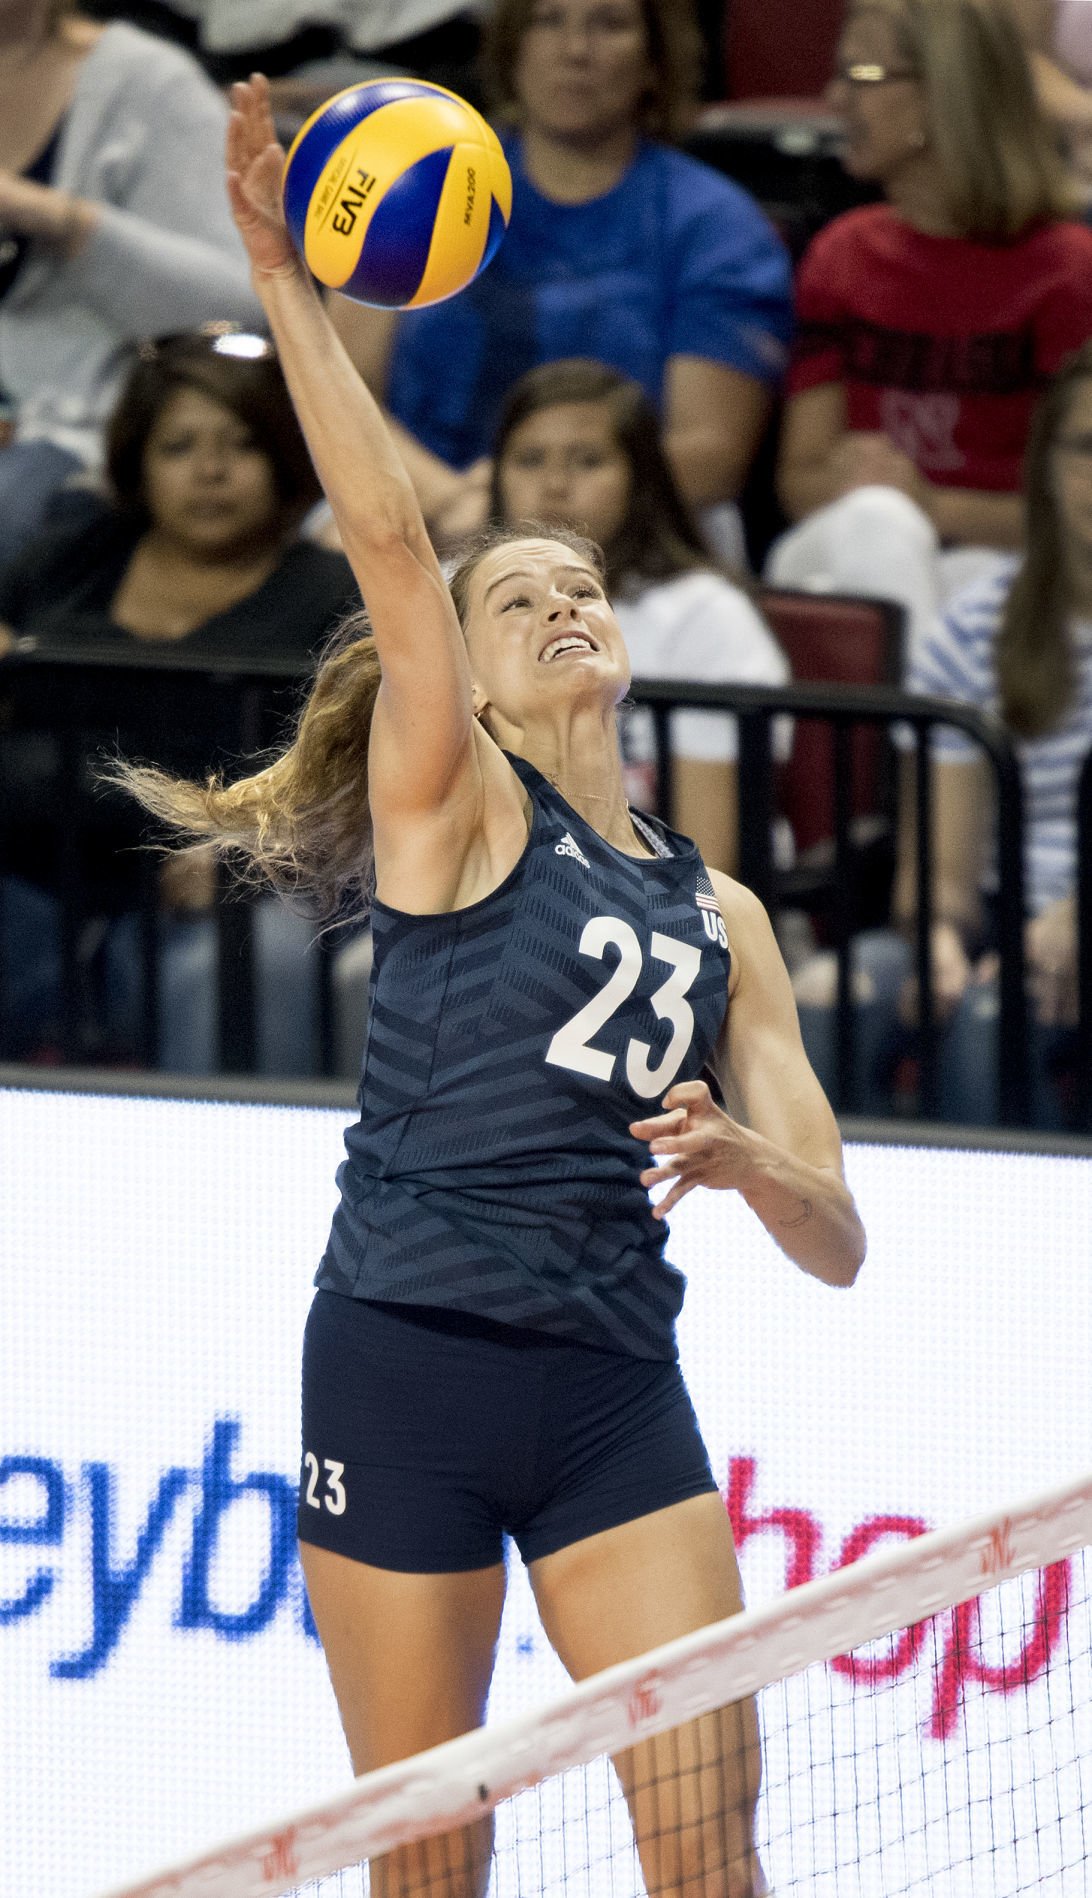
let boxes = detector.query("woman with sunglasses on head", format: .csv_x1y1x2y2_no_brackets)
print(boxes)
0,0,264,571
767,0,1092,660
0,328,356,1070
110,76,865,1898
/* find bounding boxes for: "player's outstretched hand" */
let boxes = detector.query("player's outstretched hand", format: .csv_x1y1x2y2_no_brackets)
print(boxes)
631,1079,760,1220
226,75,298,281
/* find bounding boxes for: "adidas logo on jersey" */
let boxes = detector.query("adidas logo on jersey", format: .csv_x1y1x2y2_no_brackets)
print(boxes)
554,831,591,869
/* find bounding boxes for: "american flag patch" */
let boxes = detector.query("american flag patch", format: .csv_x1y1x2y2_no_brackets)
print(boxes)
696,871,720,912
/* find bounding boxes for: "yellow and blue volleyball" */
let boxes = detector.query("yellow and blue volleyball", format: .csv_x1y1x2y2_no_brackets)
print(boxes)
282,78,512,309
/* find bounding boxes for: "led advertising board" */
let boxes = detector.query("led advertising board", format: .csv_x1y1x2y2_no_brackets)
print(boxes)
2,1085,1089,1895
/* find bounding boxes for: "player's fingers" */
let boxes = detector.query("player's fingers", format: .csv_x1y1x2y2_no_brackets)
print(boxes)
660,1079,711,1113
629,1106,687,1140
229,80,262,144
224,168,259,228
251,74,281,149
639,1161,679,1188
647,1131,706,1156
225,111,258,186
651,1177,696,1220
253,140,288,209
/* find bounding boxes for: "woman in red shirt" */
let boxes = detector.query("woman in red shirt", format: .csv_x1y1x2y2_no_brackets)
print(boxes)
767,0,1092,655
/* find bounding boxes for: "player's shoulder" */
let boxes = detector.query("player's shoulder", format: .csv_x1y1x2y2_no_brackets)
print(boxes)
707,868,770,927
705,869,778,989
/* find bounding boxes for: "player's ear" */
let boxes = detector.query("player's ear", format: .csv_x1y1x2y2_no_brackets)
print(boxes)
471,683,490,722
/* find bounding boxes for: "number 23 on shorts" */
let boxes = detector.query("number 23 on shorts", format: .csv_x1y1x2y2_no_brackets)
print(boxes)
303,1451,346,1515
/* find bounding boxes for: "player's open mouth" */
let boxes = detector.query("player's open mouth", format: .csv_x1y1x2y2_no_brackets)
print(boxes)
539,633,598,662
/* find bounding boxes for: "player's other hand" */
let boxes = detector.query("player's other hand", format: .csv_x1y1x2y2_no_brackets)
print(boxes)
227,75,298,280
630,1079,760,1220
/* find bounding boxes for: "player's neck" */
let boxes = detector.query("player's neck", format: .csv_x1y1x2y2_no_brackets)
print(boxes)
517,720,654,857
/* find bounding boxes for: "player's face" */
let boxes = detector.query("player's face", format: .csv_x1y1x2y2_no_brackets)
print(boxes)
497,401,633,549
1051,377,1092,560
464,538,630,722
828,8,927,186
513,0,654,145
141,385,282,557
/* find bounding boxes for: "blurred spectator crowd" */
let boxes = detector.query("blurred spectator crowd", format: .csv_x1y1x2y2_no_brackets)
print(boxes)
1,0,1091,1133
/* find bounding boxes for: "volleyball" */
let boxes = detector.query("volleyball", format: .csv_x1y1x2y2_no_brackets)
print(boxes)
282,77,512,309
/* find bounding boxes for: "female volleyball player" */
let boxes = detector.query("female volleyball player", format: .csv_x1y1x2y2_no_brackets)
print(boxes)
122,77,866,1898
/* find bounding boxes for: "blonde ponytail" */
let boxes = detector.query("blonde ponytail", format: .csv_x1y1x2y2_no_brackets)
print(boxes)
112,620,381,920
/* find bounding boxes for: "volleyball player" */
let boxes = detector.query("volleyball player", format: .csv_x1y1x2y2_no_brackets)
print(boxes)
122,78,867,1898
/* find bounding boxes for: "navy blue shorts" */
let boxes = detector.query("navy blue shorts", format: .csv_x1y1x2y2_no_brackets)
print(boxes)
298,1290,718,1573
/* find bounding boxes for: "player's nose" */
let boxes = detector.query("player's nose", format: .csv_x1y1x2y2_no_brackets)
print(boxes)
545,594,579,620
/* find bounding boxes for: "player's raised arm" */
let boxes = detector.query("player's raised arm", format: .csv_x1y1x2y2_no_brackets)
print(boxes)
225,78,477,824
630,873,866,1287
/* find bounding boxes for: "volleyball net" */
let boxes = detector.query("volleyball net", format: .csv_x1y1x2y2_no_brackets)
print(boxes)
100,1469,1092,1898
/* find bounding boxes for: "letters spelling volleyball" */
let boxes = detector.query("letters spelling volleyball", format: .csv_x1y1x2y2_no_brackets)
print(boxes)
282,78,512,308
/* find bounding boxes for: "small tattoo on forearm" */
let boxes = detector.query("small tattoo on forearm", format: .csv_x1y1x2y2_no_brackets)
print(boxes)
779,1199,814,1229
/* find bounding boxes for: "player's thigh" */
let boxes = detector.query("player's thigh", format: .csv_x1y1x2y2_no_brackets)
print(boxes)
299,1542,507,1772
528,1490,742,1679
530,1496,762,1887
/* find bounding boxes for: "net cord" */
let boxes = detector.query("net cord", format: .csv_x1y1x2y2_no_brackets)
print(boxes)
97,1465,1092,1898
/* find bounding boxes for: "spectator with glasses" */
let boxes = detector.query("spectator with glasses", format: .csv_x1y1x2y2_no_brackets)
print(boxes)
766,0,1092,661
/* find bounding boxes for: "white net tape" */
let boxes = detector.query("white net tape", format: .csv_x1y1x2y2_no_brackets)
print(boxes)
96,1468,1092,1898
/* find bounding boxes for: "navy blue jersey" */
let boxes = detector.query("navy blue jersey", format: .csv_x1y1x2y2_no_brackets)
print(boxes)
316,754,732,1357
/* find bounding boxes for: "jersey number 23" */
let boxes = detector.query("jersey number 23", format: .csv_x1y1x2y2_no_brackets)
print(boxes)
544,915,703,1100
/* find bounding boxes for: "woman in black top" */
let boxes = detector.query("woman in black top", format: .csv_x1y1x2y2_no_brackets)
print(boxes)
0,327,356,1065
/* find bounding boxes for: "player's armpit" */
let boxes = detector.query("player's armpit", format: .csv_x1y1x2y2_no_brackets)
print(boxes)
369,719,530,915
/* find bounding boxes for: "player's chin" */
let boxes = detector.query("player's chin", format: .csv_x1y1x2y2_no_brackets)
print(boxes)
540,654,623,696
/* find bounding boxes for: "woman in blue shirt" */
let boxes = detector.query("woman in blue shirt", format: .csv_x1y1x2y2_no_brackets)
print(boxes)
327,0,793,549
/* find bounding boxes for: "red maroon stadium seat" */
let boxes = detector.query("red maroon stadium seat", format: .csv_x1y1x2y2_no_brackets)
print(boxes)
758,587,906,925
724,0,843,100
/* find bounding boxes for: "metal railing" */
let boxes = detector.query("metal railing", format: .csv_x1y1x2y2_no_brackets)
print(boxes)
633,676,1032,1128
2,647,1081,1130
0,639,336,1073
